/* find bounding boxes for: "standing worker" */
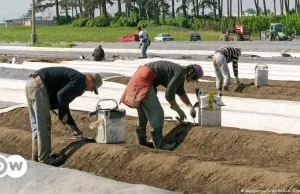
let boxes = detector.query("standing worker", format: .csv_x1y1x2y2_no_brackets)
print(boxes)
137,26,150,58
213,46,241,95
25,67,103,166
92,45,105,61
120,60,203,150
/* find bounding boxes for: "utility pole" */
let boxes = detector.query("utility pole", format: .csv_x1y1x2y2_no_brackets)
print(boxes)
31,0,37,45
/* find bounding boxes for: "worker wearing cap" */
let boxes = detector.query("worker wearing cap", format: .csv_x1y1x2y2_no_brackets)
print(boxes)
25,67,103,166
120,60,203,150
213,46,241,94
137,26,150,58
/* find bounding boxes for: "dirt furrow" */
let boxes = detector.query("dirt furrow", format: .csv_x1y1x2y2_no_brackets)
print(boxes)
0,125,300,194
1,108,300,193
106,76,300,101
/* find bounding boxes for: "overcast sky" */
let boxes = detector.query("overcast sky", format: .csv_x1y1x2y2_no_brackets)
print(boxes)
0,0,296,20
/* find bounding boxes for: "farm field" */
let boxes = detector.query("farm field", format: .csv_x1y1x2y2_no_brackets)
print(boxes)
0,26,261,43
0,42,299,193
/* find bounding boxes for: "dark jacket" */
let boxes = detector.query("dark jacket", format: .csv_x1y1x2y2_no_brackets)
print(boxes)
145,60,186,101
92,47,105,61
36,67,86,126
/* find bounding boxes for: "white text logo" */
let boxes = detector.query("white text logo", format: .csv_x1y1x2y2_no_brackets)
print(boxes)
0,155,27,178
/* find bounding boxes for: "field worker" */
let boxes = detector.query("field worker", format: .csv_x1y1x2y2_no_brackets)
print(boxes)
92,45,105,61
25,67,103,166
213,46,241,94
120,60,203,150
137,26,150,58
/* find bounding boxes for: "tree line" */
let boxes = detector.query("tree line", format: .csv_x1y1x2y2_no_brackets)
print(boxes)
28,0,300,34
33,0,300,24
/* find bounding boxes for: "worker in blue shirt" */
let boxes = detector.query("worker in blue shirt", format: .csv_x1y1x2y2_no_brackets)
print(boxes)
25,67,103,166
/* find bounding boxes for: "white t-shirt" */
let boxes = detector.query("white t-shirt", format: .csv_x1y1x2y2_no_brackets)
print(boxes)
139,31,148,42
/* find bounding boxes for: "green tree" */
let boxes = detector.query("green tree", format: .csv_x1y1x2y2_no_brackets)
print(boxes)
245,8,256,14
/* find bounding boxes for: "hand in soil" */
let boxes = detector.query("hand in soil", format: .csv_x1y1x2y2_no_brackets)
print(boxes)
69,125,83,137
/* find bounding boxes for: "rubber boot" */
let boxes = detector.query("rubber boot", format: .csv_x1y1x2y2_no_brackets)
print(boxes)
223,85,229,91
135,126,147,146
41,153,66,167
150,130,176,150
50,154,66,167
32,138,38,162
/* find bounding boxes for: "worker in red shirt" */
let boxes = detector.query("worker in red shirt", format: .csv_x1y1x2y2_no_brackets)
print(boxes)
120,60,204,150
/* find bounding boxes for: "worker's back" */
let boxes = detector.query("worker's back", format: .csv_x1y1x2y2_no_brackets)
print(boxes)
92,47,105,61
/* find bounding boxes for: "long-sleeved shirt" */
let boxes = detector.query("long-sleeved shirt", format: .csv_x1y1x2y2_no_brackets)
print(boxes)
145,60,186,101
139,30,149,44
92,47,105,61
36,67,86,126
215,46,240,76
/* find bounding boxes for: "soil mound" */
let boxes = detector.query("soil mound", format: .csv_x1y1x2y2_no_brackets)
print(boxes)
1,108,300,193
106,76,300,101
0,55,74,64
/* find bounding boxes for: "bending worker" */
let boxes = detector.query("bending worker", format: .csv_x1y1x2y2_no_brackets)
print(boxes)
120,60,203,150
25,67,103,166
137,26,150,58
213,46,241,94
92,45,105,61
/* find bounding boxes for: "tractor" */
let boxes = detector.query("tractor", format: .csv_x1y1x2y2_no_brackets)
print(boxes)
220,24,251,41
261,23,293,41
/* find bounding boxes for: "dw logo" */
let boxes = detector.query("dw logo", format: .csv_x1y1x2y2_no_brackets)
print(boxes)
0,155,27,178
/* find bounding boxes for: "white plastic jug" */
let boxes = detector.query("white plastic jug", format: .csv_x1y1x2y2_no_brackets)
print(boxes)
196,87,224,127
255,64,268,86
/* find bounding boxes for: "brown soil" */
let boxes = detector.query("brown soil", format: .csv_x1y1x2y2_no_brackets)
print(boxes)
0,55,75,64
1,108,300,193
106,76,300,101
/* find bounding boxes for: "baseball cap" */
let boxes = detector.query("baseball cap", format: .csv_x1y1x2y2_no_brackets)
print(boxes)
90,73,103,95
193,64,204,79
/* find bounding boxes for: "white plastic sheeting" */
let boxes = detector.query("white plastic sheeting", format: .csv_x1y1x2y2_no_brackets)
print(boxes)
0,153,177,194
0,46,299,58
1,58,300,81
0,78,299,134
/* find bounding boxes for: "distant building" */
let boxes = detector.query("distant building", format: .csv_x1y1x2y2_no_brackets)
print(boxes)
1,16,54,27
0,19,5,27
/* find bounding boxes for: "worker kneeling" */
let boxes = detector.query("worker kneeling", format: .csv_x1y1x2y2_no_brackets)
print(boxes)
120,60,203,150
92,45,105,61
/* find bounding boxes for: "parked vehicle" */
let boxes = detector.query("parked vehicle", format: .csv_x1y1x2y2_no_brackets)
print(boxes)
118,34,139,42
188,33,201,41
220,24,251,41
154,33,174,41
260,23,293,41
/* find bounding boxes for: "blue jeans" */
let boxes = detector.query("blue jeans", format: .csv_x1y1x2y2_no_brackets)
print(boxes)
141,41,149,58
25,78,55,165
213,53,231,90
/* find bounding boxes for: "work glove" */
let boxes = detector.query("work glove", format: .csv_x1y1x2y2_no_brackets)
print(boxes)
170,104,187,123
235,76,240,84
189,107,196,118
69,125,83,137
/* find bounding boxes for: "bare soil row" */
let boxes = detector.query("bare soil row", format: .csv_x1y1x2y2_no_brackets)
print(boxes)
0,108,299,193
106,76,300,101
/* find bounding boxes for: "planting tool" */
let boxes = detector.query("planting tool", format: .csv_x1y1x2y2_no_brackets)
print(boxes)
50,109,85,140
